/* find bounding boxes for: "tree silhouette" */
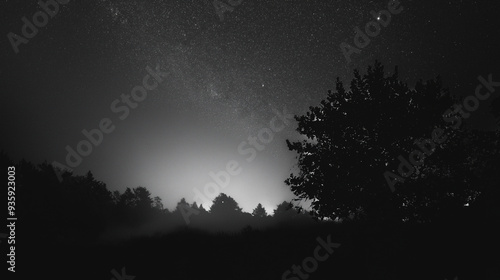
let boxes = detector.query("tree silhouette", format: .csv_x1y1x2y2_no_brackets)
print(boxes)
177,198,189,207
273,201,294,216
153,196,163,210
284,61,497,222
191,201,199,210
133,186,154,210
252,203,268,217
118,188,136,208
209,193,242,215
198,204,208,214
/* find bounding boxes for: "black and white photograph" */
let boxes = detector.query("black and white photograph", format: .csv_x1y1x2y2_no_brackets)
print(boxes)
1,0,499,279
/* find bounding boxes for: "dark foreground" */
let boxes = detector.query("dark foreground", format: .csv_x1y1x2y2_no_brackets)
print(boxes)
15,217,500,280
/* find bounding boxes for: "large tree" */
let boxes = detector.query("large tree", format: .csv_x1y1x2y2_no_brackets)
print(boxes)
285,61,499,222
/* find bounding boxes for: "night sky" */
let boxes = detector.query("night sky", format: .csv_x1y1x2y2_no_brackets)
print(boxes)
1,0,499,213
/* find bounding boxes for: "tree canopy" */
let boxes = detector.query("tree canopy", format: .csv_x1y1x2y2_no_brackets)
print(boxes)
209,193,242,215
252,203,268,217
285,61,500,222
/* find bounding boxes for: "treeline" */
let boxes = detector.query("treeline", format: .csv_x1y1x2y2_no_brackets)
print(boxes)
0,151,317,247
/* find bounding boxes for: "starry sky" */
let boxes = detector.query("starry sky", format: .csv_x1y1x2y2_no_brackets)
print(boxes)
1,0,499,213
